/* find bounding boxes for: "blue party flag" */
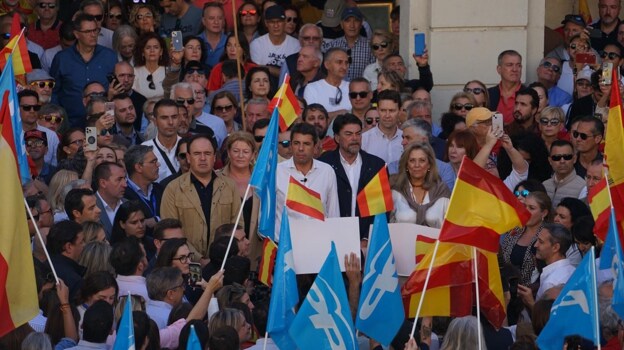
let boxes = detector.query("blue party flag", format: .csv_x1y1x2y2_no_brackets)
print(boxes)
598,208,624,318
186,324,202,350
113,293,134,350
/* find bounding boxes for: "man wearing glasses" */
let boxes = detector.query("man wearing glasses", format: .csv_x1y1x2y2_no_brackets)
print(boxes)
19,90,60,166
348,78,373,123
28,0,60,49
573,116,604,178
304,47,352,117
536,57,572,107
80,0,113,49
124,145,163,233
543,140,585,206
171,82,226,147
26,69,55,104
25,130,55,184
112,61,147,132
280,23,323,81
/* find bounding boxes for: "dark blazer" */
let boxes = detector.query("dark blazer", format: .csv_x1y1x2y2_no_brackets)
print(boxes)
95,194,126,240
318,149,387,240
124,181,164,237
488,83,526,111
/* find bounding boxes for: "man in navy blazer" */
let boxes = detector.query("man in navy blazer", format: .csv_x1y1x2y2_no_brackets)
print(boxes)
318,113,387,241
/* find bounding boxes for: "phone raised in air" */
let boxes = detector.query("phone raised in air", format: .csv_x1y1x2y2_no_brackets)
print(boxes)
414,33,425,56
171,30,183,51
492,112,504,134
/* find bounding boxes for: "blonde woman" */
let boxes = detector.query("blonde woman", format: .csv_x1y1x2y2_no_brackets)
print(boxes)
47,170,79,221
363,30,395,90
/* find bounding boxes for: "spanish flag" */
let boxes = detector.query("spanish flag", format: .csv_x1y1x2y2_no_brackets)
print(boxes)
438,157,530,252
588,177,610,240
268,75,301,131
0,17,32,76
286,176,324,220
604,67,624,221
356,165,393,217
579,0,592,24
415,235,436,265
257,238,278,287
0,128,39,336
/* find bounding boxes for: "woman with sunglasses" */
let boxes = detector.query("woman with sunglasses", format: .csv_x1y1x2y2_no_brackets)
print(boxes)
104,0,125,32
110,200,156,261
538,106,568,151
512,179,547,204
207,32,256,92
447,92,477,118
237,1,262,44
129,4,160,35
463,80,490,107
559,33,597,97
283,4,300,37
133,32,169,99
363,30,395,91
211,91,241,134
362,107,380,132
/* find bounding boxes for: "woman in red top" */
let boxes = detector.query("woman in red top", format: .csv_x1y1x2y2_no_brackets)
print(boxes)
206,32,256,92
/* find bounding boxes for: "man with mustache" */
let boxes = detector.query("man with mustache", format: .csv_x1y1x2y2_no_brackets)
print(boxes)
505,88,540,138
591,0,622,52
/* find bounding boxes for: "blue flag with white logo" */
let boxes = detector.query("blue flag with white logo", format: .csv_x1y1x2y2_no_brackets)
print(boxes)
266,208,298,349
249,108,279,240
186,325,202,350
536,247,599,350
289,242,358,350
598,208,624,318
113,294,134,350
356,214,403,345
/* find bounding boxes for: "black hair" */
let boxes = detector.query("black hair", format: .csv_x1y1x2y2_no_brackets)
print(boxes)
377,89,401,106
252,118,270,135
153,218,183,241
209,326,239,350
515,87,539,110
178,320,210,350
46,220,84,255
223,256,251,286
131,311,151,350
18,89,39,103
93,161,124,191
290,122,318,144
187,133,218,158
332,113,362,135
82,300,114,343
155,238,188,268
208,236,239,267
110,236,144,276
110,200,145,245
64,188,95,220
77,271,119,305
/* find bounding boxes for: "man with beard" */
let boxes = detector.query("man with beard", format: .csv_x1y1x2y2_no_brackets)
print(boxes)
318,113,385,240
303,103,336,153
591,0,622,51
505,88,539,138
27,69,55,104
110,61,147,132
111,94,143,147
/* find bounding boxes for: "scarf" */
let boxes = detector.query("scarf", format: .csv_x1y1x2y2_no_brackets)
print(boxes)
395,180,451,226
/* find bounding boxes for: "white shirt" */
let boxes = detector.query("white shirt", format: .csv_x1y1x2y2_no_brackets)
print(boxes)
274,158,340,241
133,65,165,99
247,338,279,350
97,27,114,50
146,299,173,329
303,79,352,113
340,152,362,216
250,34,300,67
536,258,575,300
96,191,123,225
142,135,180,183
391,189,449,229
116,275,151,303
361,126,403,164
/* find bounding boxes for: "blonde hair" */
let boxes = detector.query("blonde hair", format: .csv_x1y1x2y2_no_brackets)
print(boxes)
78,241,114,276
209,308,245,335
47,170,79,212
541,106,565,122
393,142,441,191
82,221,106,243
448,92,477,113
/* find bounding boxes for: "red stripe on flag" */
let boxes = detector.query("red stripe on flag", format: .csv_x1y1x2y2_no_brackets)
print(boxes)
0,255,16,336
438,221,502,252
285,200,324,221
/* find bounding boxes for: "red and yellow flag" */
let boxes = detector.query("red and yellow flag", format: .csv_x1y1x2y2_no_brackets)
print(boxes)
579,0,593,24
604,67,624,221
588,177,610,240
415,235,436,265
0,132,39,336
285,176,324,221
357,165,393,217
0,17,32,76
438,157,530,252
268,75,301,131
257,238,278,287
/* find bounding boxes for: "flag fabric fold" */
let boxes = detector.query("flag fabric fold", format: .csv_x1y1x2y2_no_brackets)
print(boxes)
605,67,624,221
268,75,301,131
599,208,624,318
356,165,393,217
588,177,610,240
113,294,135,350
249,108,279,240
257,238,278,287
438,156,530,252
286,175,325,220
356,214,403,345
289,242,358,350
536,247,600,350
0,22,32,76
266,208,298,350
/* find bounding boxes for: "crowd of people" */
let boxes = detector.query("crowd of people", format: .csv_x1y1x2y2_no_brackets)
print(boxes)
2,0,624,348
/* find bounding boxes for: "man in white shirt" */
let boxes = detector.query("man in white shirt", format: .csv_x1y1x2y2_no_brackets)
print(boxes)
142,99,181,182
94,161,127,239
534,223,576,300
110,237,151,303
304,47,352,116
275,123,340,241
361,89,403,164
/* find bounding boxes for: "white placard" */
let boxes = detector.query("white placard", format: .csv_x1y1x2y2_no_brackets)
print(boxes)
290,217,361,274
385,223,440,276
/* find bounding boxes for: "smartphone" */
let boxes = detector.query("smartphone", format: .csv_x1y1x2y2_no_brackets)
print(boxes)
189,263,201,285
414,33,425,56
105,102,115,114
602,62,613,85
492,112,504,134
85,127,97,151
172,30,183,51
575,53,596,65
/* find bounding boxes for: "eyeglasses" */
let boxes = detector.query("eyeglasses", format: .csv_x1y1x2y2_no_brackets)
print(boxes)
540,61,561,73
286,16,297,23
278,140,290,147
26,139,45,148
300,35,321,41
175,98,195,105
136,13,153,20
576,80,592,88
39,114,63,124
214,104,234,113
70,139,85,147
572,130,594,140
601,51,621,60
254,135,265,142
108,13,122,20
185,68,205,75
239,9,257,16
452,103,473,111
550,154,574,161
365,117,380,125
77,27,101,35
349,91,368,99
463,87,484,95
570,43,588,51
27,211,40,221
142,158,159,165
85,91,105,98
333,87,343,105
147,74,155,90
514,189,530,198
539,118,561,126
371,42,389,51
37,2,56,8
30,81,55,89
177,152,186,160
20,104,41,112
99,128,114,136
168,281,186,291
172,252,194,264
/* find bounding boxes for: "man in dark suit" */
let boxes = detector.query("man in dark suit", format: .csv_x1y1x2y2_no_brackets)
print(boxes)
94,161,127,239
318,113,387,242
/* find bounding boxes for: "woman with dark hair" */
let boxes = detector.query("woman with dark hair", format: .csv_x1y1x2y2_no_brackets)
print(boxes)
513,179,548,204
155,238,192,275
210,91,241,134
497,131,552,183
133,32,170,99
58,128,85,161
283,4,300,37
110,200,156,261
439,113,466,140
104,0,126,32
245,66,272,100
554,197,592,265
182,36,206,68
207,32,256,92
75,271,119,335
571,215,597,257
237,1,262,43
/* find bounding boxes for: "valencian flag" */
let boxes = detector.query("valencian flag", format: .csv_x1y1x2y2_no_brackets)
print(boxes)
268,75,301,131
286,176,324,221
0,15,32,76
357,165,393,217
438,156,530,252
257,238,278,287
600,208,624,318
0,126,38,336
112,293,134,350
588,177,610,240
604,67,624,221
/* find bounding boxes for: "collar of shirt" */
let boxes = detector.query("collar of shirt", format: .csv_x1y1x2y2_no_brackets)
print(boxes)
339,150,362,168
96,191,123,212
127,177,152,199
285,157,319,176
373,124,401,140
190,171,216,188
553,170,578,185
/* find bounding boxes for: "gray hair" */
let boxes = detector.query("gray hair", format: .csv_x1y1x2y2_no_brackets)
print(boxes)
600,305,622,340
86,96,108,116
60,179,89,207
170,82,195,99
21,332,53,350
112,25,138,53
124,145,154,177
38,103,68,121
299,23,322,39
407,100,432,117
440,316,487,350
246,98,269,109
542,223,573,258
401,118,432,140
301,45,323,62
147,267,183,301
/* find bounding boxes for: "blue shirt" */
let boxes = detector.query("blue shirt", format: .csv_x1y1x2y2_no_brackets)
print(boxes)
548,86,573,108
199,31,227,69
50,45,117,127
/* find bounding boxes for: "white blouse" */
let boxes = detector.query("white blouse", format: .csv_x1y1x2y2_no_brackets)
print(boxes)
390,189,449,228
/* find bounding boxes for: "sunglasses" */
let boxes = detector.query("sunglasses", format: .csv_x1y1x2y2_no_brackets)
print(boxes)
365,117,380,125
601,51,621,60
300,35,321,41
86,91,105,98
136,13,153,20
572,130,594,140
70,139,85,147
278,140,290,147
540,61,561,73
38,2,56,8
286,16,297,23
99,128,114,136
39,114,63,124
570,43,588,51
27,212,40,221
452,103,473,111
90,14,104,21
576,80,592,88
108,13,122,20
214,104,234,113
186,68,205,75
371,42,388,51
254,135,265,142
463,87,484,95
514,189,530,198
349,91,368,99
177,152,186,160
175,98,195,105
333,87,343,105
21,104,41,112
550,154,574,161
26,139,45,148
539,118,560,126
30,81,55,89
147,74,155,90
239,9,257,16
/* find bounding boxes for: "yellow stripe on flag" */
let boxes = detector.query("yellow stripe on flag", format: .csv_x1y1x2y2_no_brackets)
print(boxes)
408,286,452,317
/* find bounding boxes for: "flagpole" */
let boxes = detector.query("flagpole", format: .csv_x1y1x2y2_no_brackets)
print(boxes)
409,239,439,338
220,184,252,271
24,197,59,284
473,247,483,350
589,246,601,350
261,331,268,350
229,0,245,125
604,169,615,209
